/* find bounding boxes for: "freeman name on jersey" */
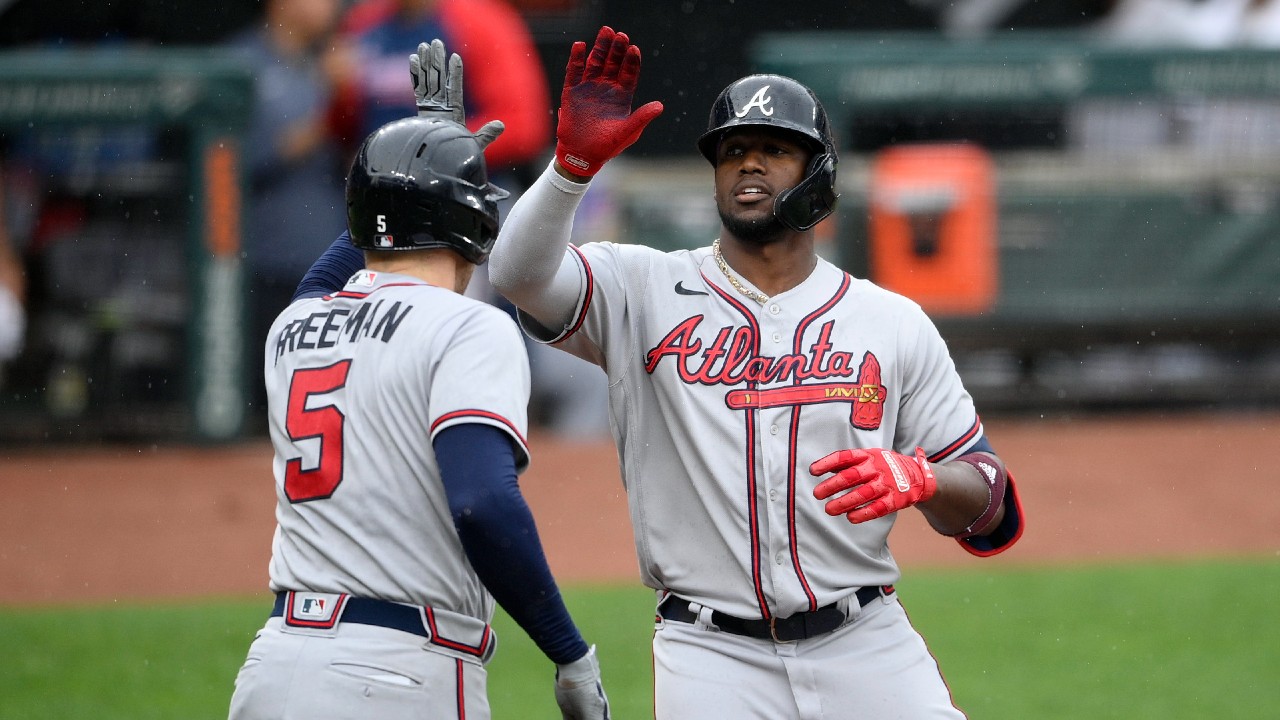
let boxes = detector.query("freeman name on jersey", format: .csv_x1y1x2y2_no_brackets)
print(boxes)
274,299,413,362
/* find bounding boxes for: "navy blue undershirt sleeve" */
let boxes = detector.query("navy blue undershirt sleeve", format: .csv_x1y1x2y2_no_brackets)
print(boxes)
292,231,366,301
434,423,589,665
964,435,995,455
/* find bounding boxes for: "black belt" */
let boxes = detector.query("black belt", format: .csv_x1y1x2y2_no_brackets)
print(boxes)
271,592,431,638
658,585,893,642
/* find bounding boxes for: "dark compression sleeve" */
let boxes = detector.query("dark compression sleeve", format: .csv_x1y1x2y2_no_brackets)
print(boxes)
433,423,589,665
292,231,366,301
965,435,995,455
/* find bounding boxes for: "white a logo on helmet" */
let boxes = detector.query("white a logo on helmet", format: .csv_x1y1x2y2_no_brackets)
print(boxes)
736,86,774,117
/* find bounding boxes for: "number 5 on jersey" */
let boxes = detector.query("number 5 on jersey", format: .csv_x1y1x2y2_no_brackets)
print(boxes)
284,360,352,502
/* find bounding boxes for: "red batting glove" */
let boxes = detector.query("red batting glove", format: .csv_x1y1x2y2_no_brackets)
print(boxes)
810,448,938,524
555,26,664,177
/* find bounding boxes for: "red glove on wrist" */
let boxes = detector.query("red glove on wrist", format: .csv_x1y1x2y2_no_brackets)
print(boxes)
555,26,664,177
810,447,938,524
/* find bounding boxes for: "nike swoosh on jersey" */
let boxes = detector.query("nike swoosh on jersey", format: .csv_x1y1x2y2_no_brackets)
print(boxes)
674,281,709,296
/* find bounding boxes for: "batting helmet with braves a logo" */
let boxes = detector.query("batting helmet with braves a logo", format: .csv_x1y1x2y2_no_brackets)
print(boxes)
696,74,839,231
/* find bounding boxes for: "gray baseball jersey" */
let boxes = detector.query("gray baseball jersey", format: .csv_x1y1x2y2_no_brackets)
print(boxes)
523,242,982,620
263,268,531,622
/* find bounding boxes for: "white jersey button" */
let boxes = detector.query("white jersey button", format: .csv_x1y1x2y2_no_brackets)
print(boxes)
772,332,782,343
769,424,779,435
769,304,781,315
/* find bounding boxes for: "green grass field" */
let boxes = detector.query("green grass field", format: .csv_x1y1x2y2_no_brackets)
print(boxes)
2,556,1276,719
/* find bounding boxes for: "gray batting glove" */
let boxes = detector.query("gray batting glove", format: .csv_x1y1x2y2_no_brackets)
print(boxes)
474,120,505,150
554,645,611,719
409,39,464,123
410,40,504,151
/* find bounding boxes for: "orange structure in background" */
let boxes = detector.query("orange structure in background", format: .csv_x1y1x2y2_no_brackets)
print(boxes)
868,143,997,315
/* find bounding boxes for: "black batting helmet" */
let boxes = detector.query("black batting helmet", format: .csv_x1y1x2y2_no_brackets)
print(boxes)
346,116,509,264
697,74,839,231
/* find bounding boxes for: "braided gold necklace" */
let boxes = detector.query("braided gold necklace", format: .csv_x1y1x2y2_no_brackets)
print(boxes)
712,238,769,305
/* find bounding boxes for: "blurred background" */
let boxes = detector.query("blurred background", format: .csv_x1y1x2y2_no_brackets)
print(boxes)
1,0,1279,445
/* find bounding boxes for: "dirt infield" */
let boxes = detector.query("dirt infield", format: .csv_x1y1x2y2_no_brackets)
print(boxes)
2,411,1277,606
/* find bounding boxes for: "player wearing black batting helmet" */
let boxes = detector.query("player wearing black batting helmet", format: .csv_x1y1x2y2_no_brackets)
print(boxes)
489,27,1024,719
697,74,839,232
346,116,510,263
231,39,613,720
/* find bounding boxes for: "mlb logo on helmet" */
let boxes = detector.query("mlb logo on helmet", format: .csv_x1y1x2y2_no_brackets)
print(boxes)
375,234,395,248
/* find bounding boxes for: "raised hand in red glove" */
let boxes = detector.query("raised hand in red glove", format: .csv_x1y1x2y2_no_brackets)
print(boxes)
810,447,937,524
555,26,664,178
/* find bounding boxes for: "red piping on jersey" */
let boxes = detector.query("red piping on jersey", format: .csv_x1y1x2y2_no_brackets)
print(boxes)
703,271,772,621
898,598,969,718
455,658,466,719
550,245,593,344
431,409,528,450
786,271,852,611
425,606,495,658
929,416,983,463
322,281,430,301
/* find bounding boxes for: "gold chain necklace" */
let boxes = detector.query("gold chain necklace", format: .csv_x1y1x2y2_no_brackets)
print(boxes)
712,239,769,305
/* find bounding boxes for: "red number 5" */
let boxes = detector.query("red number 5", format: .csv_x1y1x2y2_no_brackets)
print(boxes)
283,360,352,502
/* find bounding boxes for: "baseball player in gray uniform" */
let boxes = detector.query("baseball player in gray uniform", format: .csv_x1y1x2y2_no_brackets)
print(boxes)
228,41,611,720
488,27,1025,719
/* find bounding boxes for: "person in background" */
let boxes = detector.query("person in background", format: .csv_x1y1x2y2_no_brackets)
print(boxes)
0,179,25,365
1095,0,1280,46
227,0,350,422
333,0,612,440
330,0,550,182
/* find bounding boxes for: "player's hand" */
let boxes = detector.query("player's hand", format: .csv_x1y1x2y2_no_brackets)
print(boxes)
555,26,664,178
810,448,937,524
473,119,505,150
410,39,464,124
554,645,611,719
409,39,505,149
